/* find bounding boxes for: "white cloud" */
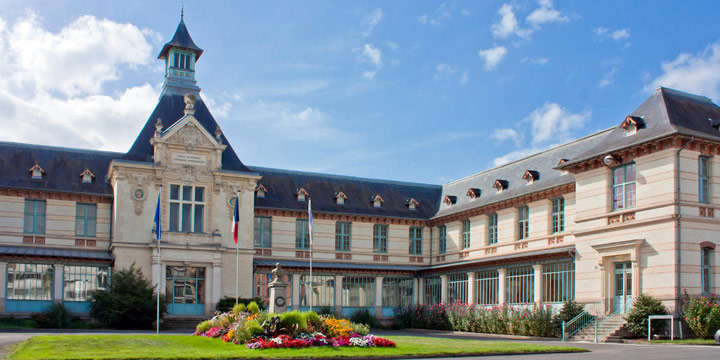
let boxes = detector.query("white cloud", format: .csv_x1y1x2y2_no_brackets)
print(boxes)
478,45,508,70
491,128,522,145
0,13,160,151
362,8,384,37
598,67,617,87
644,41,720,100
357,44,382,79
493,147,545,167
461,9,470,16
491,4,531,39
522,56,549,65
459,70,469,85
417,2,452,26
526,102,591,145
526,0,569,25
609,28,630,41
385,40,398,51
434,62,455,80
594,27,631,47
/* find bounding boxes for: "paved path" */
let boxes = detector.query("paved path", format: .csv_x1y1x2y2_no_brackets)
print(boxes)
0,329,717,359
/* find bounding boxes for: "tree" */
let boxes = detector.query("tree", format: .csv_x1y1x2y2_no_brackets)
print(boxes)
625,293,668,336
90,263,167,329
552,300,585,336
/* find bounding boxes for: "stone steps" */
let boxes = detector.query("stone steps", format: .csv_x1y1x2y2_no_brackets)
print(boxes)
569,314,627,342
163,316,205,331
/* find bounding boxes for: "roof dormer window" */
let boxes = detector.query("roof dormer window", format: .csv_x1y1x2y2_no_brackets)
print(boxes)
372,195,384,208
557,159,570,175
255,184,268,199
493,179,508,193
466,188,481,200
443,195,457,206
29,164,45,180
522,170,539,184
620,116,644,136
173,51,193,70
80,169,95,184
296,188,309,202
407,198,420,211
335,192,348,205
711,118,720,133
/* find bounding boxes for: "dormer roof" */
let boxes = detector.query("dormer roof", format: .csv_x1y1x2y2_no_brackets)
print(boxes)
443,195,457,206
522,170,540,183
492,179,508,191
466,188,481,199
620,116,645,131
335,191,348,200
158,18,204,60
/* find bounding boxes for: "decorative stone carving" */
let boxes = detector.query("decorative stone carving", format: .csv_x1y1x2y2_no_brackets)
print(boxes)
127,174,149,215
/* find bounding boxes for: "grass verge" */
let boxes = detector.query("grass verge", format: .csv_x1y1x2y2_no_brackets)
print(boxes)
8,335,586,359
651,338,719,345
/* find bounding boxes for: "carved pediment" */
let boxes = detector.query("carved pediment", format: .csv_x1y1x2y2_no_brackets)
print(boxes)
166,123,215,150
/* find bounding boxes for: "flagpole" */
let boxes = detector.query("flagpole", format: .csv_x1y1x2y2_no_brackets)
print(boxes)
235,191,240,305
308,199,313,312
155,186,162,335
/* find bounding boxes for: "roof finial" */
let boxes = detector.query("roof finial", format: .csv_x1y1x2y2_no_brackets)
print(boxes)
181,4,184,21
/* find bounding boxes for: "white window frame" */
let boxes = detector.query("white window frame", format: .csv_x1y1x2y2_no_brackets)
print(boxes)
169,185,205,233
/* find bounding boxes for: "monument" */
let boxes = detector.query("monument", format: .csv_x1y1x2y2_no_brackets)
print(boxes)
268,263,288,313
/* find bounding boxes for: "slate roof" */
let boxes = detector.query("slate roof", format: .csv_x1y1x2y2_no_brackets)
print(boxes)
158,18,204,60
249,166,442,220
433,129,612,219
561,87,720,168
0,142,119,196
124,93,253,173
0,245,113,261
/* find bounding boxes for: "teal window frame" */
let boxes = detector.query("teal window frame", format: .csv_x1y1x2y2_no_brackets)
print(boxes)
373,224,388,253
409,226,423,255
699,156,710,204
165,266,205,305
335,222,352,252
438,225,447,254
551,198,565,234
611,163,636,211
518,206,529,240
461,220,471,249
63,265,109,302
488,213,498,245
295,219,310,249
75,203,97,237
702,248,712,295
253,216,272,248
7,263,54,300
23,199,46,234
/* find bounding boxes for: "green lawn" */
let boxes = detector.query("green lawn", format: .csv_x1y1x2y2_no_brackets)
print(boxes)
8,335,586,359
651,338,719,345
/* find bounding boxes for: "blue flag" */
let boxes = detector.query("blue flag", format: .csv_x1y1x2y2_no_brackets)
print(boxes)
154,192,161,241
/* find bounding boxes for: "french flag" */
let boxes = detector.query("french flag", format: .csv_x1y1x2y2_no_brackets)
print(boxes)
232,192,239,243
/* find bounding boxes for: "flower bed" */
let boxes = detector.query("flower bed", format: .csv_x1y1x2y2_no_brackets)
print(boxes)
193,301,394,349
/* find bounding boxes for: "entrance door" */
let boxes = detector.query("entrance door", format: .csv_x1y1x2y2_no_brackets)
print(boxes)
613,262,632,313
166,266,206,316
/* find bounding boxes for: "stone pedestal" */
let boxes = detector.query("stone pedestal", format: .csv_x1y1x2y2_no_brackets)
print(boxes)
268,263,288,314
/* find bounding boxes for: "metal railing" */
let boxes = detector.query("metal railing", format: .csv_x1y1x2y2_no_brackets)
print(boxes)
593,307,624,342
561,302,601,341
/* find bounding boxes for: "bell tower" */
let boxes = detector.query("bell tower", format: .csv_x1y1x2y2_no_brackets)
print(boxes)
157,11,204,96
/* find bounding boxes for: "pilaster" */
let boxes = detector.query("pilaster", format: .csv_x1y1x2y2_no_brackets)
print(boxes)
467,271,476,304
334,275,344,317
375,276,383,318
440,275,448,304
292,274,301,309
533,264,543,305
498,268,506,304
53,264,64,303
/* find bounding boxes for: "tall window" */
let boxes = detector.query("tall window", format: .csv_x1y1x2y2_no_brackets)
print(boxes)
551,198,565,234
438,225,447,254
169,185,204,233
612,163,636,210
63,265,109,302
335,222,351,251
373,224,388,253
702,248,712,294
409,227,423,255
506,266,534,304
75,203,97,237
382,277,414,307
475,270,499,305
254,216,272,248
299,274,334,307
542,262,575,303
424,276,441,305
518,206,529,240
447,273,469,303
342,276,375,307
23,199,46,234
173,52,192,70
295,219,310,249
461,220,471,249
7,263,54,300
699,157,710,204
487,214,498,245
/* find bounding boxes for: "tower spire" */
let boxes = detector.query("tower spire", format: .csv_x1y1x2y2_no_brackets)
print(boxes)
181,4,184,21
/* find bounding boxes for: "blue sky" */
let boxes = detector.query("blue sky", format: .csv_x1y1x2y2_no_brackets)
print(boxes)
1,1,720,184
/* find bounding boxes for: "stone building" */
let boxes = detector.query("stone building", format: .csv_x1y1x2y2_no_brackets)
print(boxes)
0,18,718,334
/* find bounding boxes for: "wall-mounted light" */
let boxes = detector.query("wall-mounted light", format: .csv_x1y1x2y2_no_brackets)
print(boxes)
603,154,619,166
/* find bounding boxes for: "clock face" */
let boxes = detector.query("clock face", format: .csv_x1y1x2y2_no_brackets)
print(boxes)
133,189,145,200
275,296,286,307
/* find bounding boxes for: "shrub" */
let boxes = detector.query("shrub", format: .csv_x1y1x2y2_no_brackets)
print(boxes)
682,291,720,339
247,301,260,315
316,306,335,316
32,303,75,328
215,297,265,313
552,300,585,336
232,303,246,316
625,293,668,336
196,320,212,334
245,319,264,337
352,322,370,335
279,311,307,331
89,263,167,329
349,308,377,328
303,311,322,330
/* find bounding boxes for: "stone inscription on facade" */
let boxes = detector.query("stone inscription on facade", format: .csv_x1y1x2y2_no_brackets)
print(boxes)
171,152,207,166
